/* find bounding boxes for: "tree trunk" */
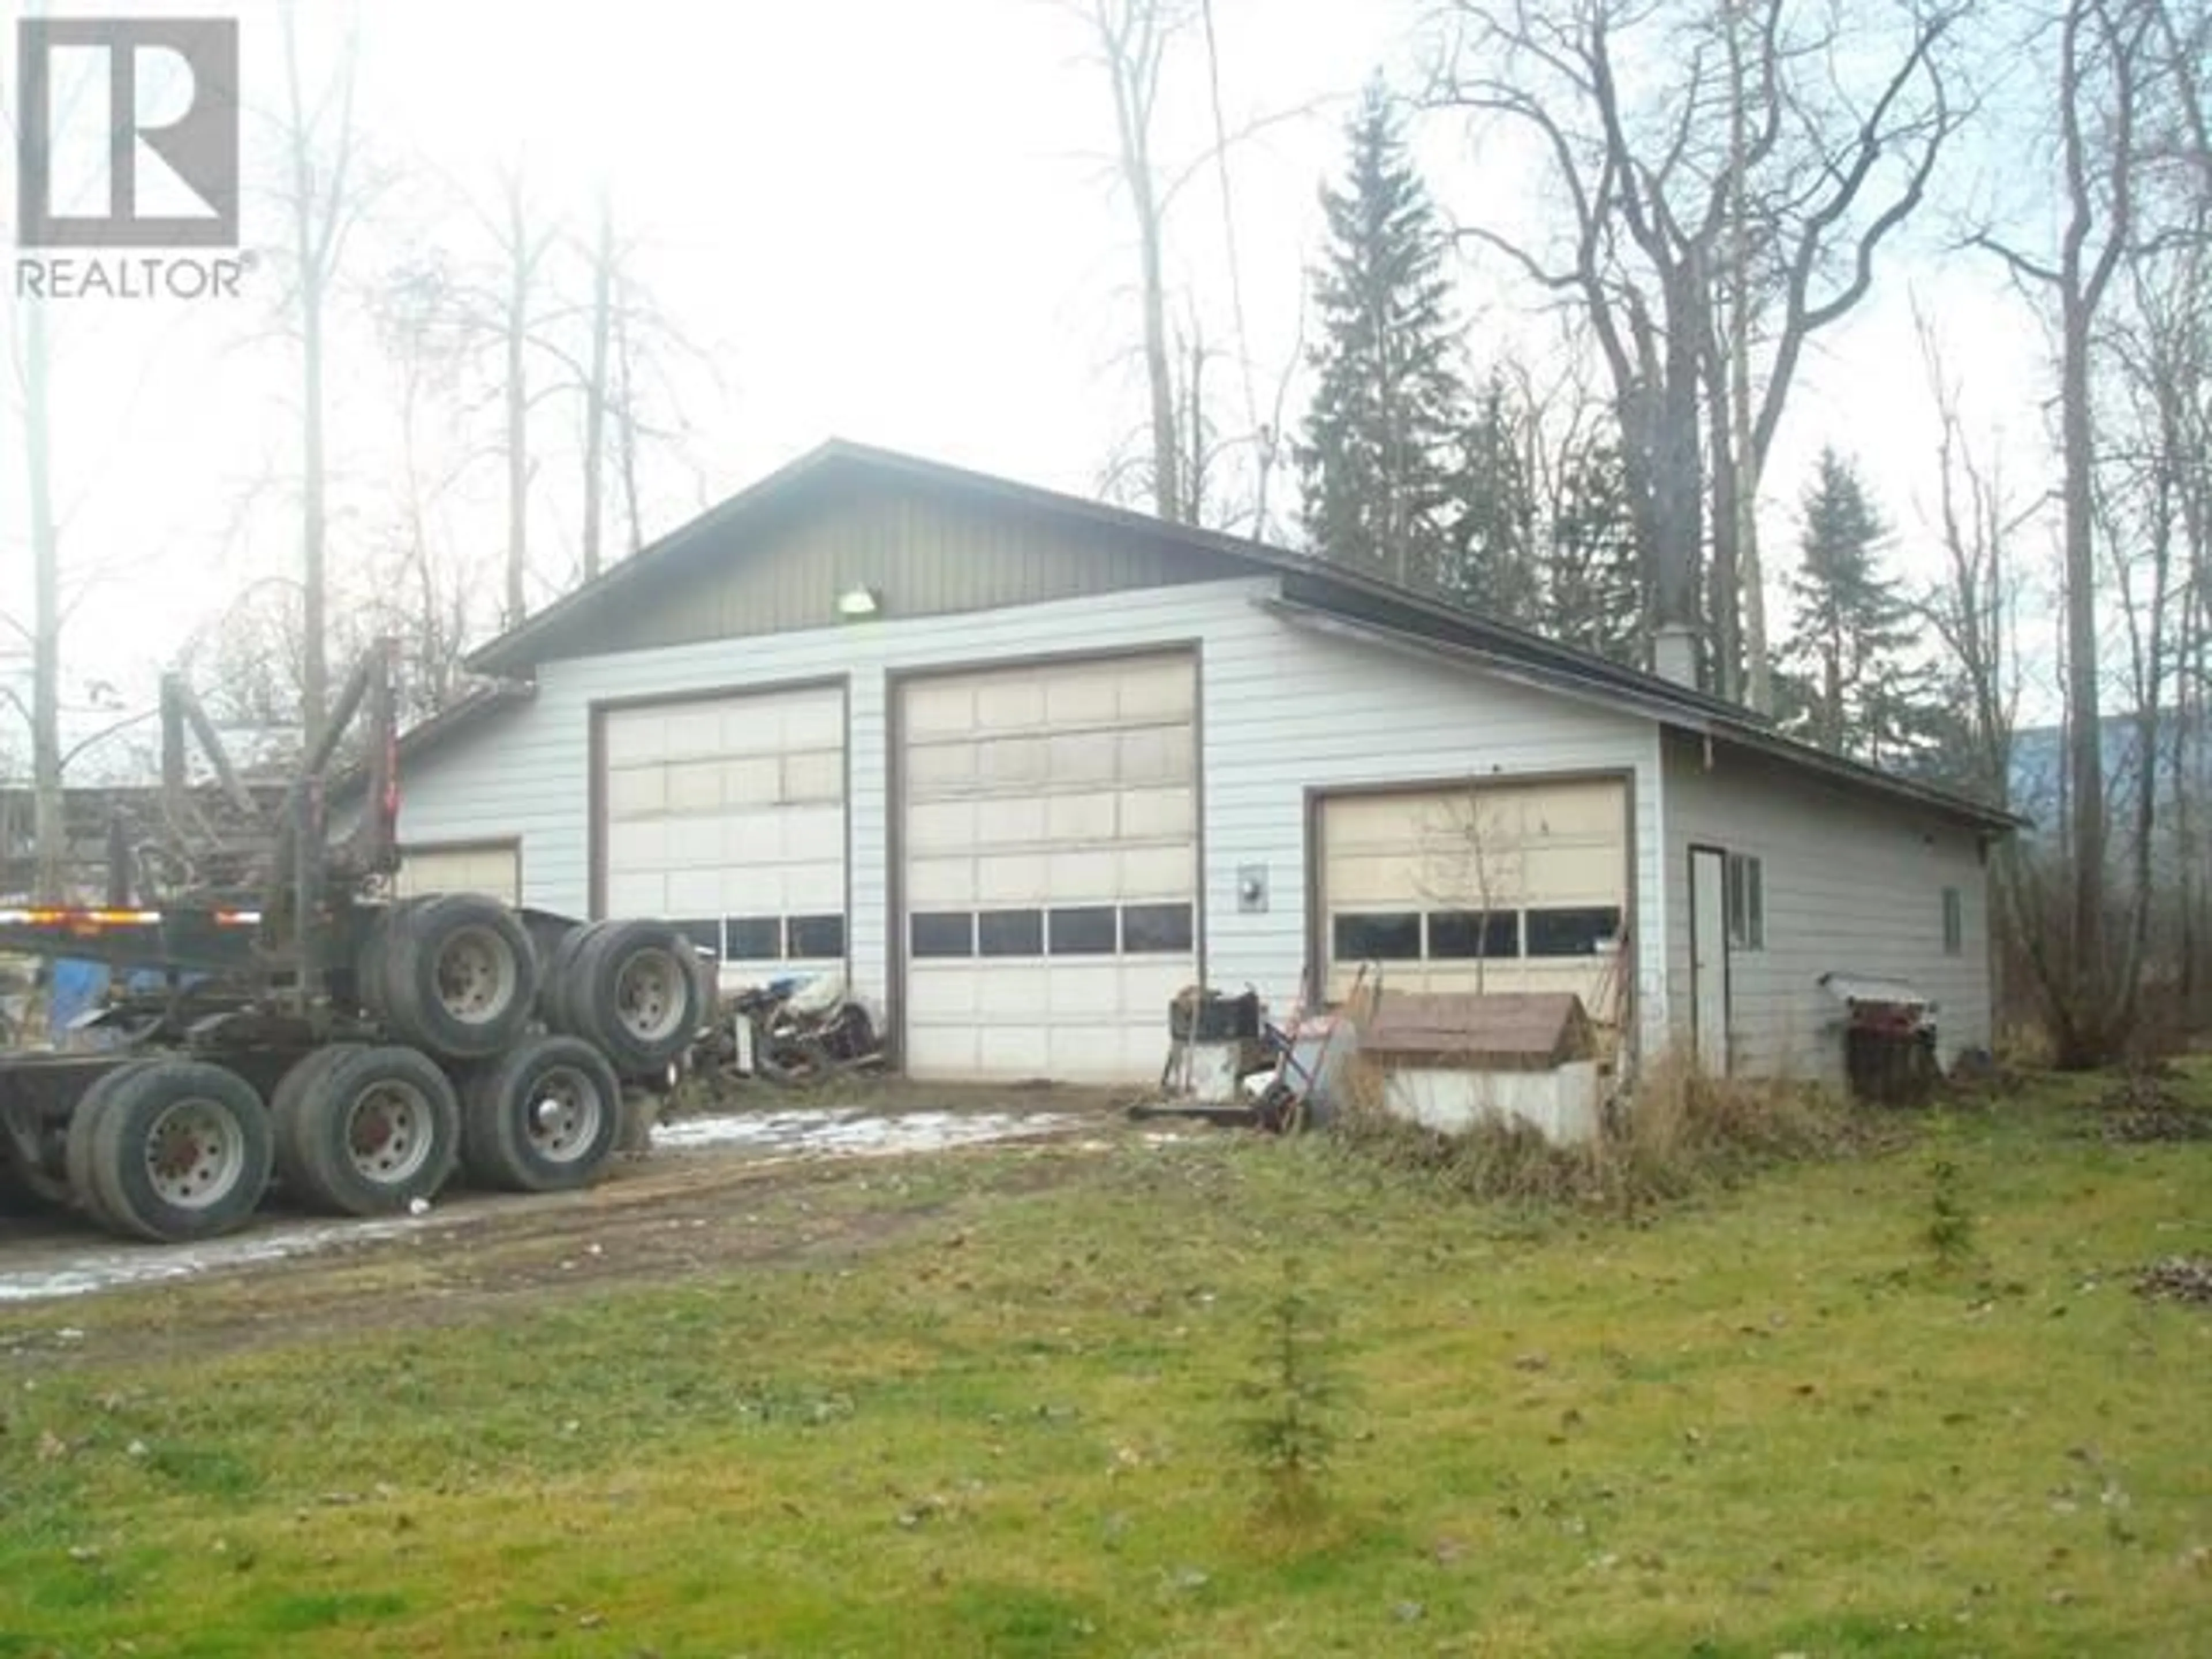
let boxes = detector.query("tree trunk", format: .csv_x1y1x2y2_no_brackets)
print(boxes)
581,194,612,584
2059,287,2105,1032
301,264,329,756
1136,179,1180,522
1652,266,1707,658
25,293,64,903
1704,337,1741,702
614,303,645,555
504,185,531,628
1724,0,1770,715
285,4,331,757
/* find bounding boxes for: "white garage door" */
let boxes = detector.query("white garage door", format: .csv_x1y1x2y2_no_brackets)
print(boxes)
601,686,847,988
900,652,1197,1082
396,842,520,904
1320,778,1628,1025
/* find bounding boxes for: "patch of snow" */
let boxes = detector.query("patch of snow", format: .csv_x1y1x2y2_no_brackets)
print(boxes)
652,1107,1080,1157
0,1213,430,1306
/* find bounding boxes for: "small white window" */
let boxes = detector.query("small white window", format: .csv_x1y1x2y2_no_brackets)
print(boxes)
1726,853,1765,952
1942,887,1964,956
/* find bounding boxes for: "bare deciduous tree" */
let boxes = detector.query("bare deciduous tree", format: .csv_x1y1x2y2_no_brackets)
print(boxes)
272,1,371,754
1429,0,1964,700
1078,0,1191,522
1974,0,2206,1060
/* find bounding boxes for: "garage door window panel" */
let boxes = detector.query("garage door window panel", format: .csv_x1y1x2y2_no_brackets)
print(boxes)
1048,906,1118,955
1428,910,1520,959
726,916,782,960
911,912,976,959
673,919,723,958
978,908,1044,957
1334,912,1423,960
787,914,846,958
1121,902,1194,953
1525,906,1624,957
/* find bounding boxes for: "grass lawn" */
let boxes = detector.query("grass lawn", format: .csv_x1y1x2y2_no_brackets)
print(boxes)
2,1074,2208,1657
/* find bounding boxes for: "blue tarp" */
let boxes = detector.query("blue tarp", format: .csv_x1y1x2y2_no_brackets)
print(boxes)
46,958,111,1041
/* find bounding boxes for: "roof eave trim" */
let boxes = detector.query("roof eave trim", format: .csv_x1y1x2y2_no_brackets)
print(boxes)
1260,592,2021,835
1256,594,1715,734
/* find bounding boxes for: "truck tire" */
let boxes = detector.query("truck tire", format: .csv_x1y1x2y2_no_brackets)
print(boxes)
535,919,607,1036
376,895,540,1060
353,897,432,1022
273,1044,460,1216
63,1060,160,1237
460,1035,622,1193
77,1060,272,1244
557,920,705,1077
270,1044,355,1205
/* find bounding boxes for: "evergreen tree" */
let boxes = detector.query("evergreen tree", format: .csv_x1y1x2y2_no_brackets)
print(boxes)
1779,449,1933,763
1297,79,1468,590
1442,373,1541,622
1541,429,1644,665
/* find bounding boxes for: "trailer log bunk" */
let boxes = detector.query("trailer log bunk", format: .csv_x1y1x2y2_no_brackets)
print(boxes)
0,639,709,1245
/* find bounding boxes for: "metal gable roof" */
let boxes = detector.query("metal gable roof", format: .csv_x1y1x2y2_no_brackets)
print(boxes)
457,437,2018,834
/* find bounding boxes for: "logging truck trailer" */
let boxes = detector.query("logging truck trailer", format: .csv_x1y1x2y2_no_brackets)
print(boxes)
0,641,709,1247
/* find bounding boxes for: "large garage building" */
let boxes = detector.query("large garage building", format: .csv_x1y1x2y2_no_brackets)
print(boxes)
377,440,2012,1086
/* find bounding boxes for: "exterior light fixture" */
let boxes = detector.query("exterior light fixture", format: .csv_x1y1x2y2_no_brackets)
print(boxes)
836,584,882,622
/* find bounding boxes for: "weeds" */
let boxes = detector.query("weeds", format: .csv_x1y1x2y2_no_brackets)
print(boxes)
1328,1048,1855,1217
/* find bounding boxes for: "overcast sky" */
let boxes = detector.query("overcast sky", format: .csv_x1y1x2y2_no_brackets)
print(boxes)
1,0,2059,776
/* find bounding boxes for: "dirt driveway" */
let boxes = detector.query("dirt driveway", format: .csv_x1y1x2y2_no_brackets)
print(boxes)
0,1086,1162,1357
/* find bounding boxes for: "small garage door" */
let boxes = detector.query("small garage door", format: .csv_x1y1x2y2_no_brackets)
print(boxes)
1320,778,1628,1025
601,685,846,987
396,842,520,904
900,652,1197,1082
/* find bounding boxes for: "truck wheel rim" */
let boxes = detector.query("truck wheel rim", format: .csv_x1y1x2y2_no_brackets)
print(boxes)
436,927,516,1025
613,949,687,1044
346,1081,435,1184
143,1099,246,1209
524,1067,602,1164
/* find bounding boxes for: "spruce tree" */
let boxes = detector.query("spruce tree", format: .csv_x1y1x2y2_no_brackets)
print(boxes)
1443,372,1541,622
1297,79,1468,591
1779,449,1932,763
1541,429,1643,664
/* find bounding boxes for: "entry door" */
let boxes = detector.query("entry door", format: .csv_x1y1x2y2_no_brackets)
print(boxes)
1688,846,1730,1074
